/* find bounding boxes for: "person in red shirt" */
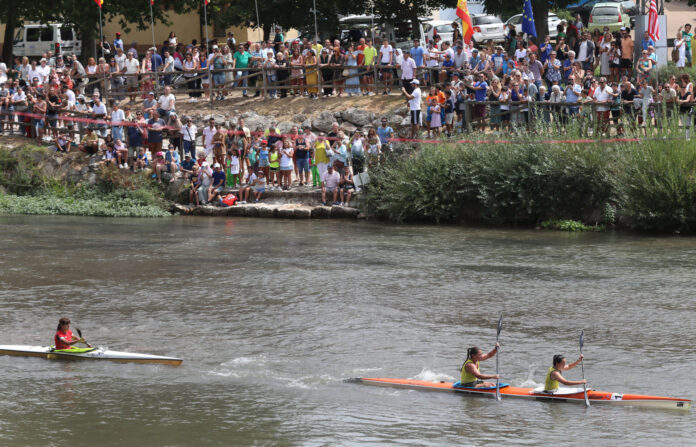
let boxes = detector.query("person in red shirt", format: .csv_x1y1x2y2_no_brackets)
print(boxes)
54,317,90,350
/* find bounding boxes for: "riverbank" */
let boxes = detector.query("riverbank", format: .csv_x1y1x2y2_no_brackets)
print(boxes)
365,137,696,233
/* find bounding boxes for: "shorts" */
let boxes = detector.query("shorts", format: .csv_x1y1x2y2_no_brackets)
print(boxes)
324,186,336,192
258,159,270,167
296,158,310,173
126,76,138,87
445,113,454,125
620,59,632,69
35,119,45,129
213,145,224,156
410,110,421,125
341,184,355,191
213,73,225,85
84,145,99,155
280,165,293,171
380,66,392,75
128,145,141,158
458,380,484,387
252,186,265,193
270,166,279,172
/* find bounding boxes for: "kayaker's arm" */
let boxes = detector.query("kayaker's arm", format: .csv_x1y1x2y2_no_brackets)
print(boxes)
58,335,86,346
561,354,584,371
465,361,500,380
550,370,587,386
479,343,500,361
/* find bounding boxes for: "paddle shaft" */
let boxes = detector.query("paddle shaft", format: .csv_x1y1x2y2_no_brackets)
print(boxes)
580,330,589,407
75,328,92,348
495,315,503,401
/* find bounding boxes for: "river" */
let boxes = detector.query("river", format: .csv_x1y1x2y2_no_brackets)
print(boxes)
0,215,694,446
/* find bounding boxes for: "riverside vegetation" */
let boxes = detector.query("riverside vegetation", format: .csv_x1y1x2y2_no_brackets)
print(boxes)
366,129,696,233
0,145,169,218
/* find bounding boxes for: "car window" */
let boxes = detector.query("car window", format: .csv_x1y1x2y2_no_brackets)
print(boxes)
40,27,54,41
509,16,521,25
26,28,40,42
474,16,502,25
436,25,454,33
593,6,619,16
60,27,74,41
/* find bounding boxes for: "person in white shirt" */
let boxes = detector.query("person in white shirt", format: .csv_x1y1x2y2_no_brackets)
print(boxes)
110,101,125,142
402,79,422,138
182,117,198,159
321,164,341,205
157,86,176,119
592,77,613,134
400,52,417,92
27,61,43,86
37,59,52,83
122,52,140,101
379,41,393,94
91,95,108,136
114,47,127,71
202,118,218,158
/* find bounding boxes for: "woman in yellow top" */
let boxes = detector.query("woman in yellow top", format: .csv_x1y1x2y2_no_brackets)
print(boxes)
268,143,280,190
460,343,500,387
544,354,587,393
305,50,319,99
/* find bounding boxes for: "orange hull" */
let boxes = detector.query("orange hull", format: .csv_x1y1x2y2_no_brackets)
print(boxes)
348,378,691,411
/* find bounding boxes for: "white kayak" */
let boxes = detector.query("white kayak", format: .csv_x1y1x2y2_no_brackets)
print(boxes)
0,345,182,366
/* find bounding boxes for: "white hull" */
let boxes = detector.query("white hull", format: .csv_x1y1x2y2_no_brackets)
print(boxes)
0,345,182,366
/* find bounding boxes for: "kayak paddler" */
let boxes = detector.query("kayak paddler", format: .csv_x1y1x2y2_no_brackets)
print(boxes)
460,344,500,387
54,317,91,349
544,354,587,392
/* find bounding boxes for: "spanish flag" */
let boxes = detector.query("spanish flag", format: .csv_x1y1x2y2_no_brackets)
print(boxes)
94,0,103,7
456,0,474,44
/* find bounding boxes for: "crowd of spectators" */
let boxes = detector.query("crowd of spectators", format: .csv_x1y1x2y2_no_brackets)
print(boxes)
1,18,696,208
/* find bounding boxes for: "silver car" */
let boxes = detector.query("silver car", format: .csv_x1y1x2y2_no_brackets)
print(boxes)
471,14,506,46
504,12,561,38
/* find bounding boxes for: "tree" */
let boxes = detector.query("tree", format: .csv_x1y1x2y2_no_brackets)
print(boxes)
483,0,577,42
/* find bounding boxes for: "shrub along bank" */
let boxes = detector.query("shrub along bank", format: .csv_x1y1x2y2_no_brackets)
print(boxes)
365,138,696,233
0,145,170,218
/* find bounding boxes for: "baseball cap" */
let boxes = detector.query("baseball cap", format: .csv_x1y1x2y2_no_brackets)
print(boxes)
213,163,221,168
148,91,154,96
411,79,420,85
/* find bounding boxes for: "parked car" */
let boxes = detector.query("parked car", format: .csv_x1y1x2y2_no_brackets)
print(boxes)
424,20,457,44
13,23,81,58
569,0,636,28
587,2,631,32
471,14,506,46
505,12,562,38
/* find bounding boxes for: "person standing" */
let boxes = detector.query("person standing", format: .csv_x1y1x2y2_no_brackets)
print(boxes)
402,79,422,139
679,24,693,67
619,28,634,79
400,52,417,93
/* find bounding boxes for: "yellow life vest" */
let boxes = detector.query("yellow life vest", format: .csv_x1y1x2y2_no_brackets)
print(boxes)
460,358,480,384
545,366,560,391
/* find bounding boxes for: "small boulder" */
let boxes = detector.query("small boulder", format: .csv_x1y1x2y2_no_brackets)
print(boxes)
341,122,357,134
312,111,336,132
342,108,375,126
277,121,296,134
311,206,331,219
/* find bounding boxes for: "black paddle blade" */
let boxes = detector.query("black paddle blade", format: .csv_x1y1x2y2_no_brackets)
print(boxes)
76,328,83,338
580,330,584,349
497,314,503,336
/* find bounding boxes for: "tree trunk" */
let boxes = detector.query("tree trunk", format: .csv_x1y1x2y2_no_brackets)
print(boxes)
263,23,272,42
2,10,18,63
531,1,549,44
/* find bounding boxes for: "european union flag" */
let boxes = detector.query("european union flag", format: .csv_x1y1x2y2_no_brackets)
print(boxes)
522,0,537,38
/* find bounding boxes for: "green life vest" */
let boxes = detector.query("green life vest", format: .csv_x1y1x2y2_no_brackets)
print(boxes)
545,366,560,391
460,358,479,384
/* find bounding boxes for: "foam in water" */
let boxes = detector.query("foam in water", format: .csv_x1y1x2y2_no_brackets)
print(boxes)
411,368,455,382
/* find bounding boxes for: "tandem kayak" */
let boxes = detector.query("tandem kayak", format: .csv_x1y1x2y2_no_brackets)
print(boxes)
0,345,182,366
346,377,691,411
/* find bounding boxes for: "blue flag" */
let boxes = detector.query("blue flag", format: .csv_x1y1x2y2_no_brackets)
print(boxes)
522,0,537,38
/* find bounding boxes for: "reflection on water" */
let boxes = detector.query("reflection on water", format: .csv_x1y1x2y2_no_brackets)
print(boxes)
0,215,694,445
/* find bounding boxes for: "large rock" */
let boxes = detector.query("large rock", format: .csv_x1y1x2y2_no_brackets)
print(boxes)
312,111,336,133
342,108,375,126
243,114,272,132
340,122,357,134
331,206,359,219
292,114,307,123
277,121,296,134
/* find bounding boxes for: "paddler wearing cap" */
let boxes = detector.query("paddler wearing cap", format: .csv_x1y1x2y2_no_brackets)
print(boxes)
54,317,91,350
460,344,500,387
543,354,587,393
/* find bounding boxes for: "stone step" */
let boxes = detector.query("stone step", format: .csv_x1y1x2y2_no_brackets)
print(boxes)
172,202,361,219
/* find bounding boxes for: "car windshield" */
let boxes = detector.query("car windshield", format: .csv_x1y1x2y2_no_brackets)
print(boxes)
474,16,502,25
593,6,619,16
435,25,454,33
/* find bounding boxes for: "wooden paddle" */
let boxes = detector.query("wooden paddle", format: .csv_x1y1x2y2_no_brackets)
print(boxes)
580,330,589,407
495,314,503,401
75,328,92,348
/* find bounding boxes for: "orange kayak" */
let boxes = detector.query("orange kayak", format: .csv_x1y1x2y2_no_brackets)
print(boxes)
347,377,691,411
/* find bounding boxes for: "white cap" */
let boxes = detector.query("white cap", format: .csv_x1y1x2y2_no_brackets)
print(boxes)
411,79,420,85
213,163,221,168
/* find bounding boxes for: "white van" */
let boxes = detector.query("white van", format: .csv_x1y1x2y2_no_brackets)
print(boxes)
13,24,82,58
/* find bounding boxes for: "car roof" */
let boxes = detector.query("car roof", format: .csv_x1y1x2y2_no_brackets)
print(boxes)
592,2,622,6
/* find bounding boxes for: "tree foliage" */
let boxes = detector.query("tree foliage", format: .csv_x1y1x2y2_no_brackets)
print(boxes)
483,0,577,42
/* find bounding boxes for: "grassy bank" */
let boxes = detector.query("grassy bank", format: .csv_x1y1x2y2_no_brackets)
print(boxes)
366,137,696,233
0,145,170,218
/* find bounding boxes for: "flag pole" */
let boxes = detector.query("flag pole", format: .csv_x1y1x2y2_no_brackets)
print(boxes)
313,0,319,41
149,0,159,93
204,0,212,105
98,5,104,59
254,0,261,41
